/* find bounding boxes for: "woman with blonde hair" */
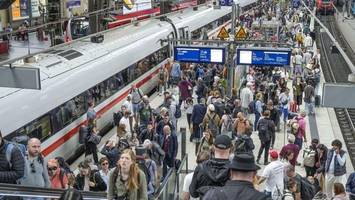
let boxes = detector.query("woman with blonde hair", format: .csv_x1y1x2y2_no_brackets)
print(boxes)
108,149,148,200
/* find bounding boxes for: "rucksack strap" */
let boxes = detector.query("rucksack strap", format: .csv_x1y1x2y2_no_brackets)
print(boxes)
5,143,14,169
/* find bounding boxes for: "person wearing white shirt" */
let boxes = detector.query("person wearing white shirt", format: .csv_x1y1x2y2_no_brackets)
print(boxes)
279,88,291,122
123,95,134,132
240,82,254,117
257,150,284,199
119,111,131,139
98,157,111,192
325,139,347,198
304,34,313,48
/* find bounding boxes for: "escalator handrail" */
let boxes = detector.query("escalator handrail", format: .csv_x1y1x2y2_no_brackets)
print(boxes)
0,183,106,199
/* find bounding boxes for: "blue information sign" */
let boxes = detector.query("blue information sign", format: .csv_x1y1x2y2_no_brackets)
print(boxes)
174,46,226,64
236,48,291,66
219,0,233,6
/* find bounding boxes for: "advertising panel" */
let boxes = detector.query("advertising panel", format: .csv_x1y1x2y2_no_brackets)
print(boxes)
66,0,81,8
31,0,40,18
123,0,152,14
12,0,29,20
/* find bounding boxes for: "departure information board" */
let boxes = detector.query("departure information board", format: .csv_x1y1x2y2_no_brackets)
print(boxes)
237,48,291,66
174,46,225,64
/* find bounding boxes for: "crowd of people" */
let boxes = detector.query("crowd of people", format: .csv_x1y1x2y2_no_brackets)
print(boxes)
0,0,355,200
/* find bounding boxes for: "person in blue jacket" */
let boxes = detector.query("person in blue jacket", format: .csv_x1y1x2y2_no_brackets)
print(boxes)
346,172,355,200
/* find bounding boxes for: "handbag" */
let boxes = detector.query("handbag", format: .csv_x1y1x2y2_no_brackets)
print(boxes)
88,133,101,145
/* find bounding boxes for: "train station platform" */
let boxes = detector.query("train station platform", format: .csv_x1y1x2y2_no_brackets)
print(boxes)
0,32,51,61
335,11,355,54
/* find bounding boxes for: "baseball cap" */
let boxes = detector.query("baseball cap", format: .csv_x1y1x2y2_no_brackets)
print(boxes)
269,150,278,159
214,135,232,150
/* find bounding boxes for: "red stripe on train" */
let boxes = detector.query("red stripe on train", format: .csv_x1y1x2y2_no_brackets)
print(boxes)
42,68,160,156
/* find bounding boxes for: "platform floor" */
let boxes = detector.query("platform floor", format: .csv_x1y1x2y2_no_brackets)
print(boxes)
0,32,51,61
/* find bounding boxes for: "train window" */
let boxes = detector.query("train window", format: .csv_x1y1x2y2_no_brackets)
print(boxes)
9,115,52,141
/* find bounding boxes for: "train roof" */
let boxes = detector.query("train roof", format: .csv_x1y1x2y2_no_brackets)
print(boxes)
0,5,232,134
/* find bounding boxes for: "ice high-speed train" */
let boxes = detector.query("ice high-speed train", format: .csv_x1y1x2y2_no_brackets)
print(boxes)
0,3,256,163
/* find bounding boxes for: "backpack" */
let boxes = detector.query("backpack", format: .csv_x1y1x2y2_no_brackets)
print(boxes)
248,100,255,114
159,70,164,80
225,115,234,132
174,104,182,118
5,142,26,169
234,135,255,153
303,148,316,167
300,177,316,200
137,157,151,184
79,125,88,144
58,168,67,189
258,119,271,141
282,191,293,200
113,111,123,126
207,114,219,137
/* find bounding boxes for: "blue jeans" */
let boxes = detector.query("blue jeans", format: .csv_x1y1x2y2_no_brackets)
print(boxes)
295,137,303,149
280,107,289,122
306,102,314,115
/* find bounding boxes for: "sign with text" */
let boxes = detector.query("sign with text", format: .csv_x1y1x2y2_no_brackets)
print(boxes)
174,46,225,64
219,0,233,6
123,0,152,14
236,47,291,66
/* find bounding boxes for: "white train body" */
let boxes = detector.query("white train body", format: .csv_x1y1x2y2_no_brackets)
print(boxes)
0,2,257,161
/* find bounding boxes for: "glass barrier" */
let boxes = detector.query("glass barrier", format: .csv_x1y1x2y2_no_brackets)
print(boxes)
154,154,189,200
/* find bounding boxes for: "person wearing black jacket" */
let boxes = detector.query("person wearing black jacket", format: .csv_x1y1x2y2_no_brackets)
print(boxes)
189,135,231,198
256,110,275,165
74,161,106,192
0,130,25,184
100,140,120,169
203,153,270,200
265,100,278,148
140,123,159,144
191,98,207,143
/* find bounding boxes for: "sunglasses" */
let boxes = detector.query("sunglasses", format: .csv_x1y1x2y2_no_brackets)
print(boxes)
47,166,58,171
101,162,109,166
30,162,36,173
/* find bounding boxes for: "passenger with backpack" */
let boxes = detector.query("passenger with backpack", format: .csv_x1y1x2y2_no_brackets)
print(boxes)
74,161,107,192
20,138,51,189
234,112,252,137
47,158,68,189
202,104,221,137
0,130,25,184
139,96,154,127
220,108,234,138
197,130,214,155
189,135,232,199
256,110,275,165
107,149,148,200
303,139,319,177
203,153,269,200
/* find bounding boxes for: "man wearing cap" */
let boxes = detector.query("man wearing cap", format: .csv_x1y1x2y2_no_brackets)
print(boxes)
189,135,231,198
257,150,284,199
203,153,270,200
280,134,300,167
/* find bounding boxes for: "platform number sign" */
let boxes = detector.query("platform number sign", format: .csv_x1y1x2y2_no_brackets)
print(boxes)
219,0,233,6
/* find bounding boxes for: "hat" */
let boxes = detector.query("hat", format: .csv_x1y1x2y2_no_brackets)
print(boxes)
288,134,296,143
214,135,232,150
228,153,261,171
208,104,215,112
269,150,278,159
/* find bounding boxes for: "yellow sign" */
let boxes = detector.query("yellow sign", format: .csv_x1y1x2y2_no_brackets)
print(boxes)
235,27,247,40
217,26,229,39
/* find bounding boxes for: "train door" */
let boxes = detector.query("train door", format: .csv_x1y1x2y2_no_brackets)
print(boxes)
167,32,174,57
178,26,190,44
